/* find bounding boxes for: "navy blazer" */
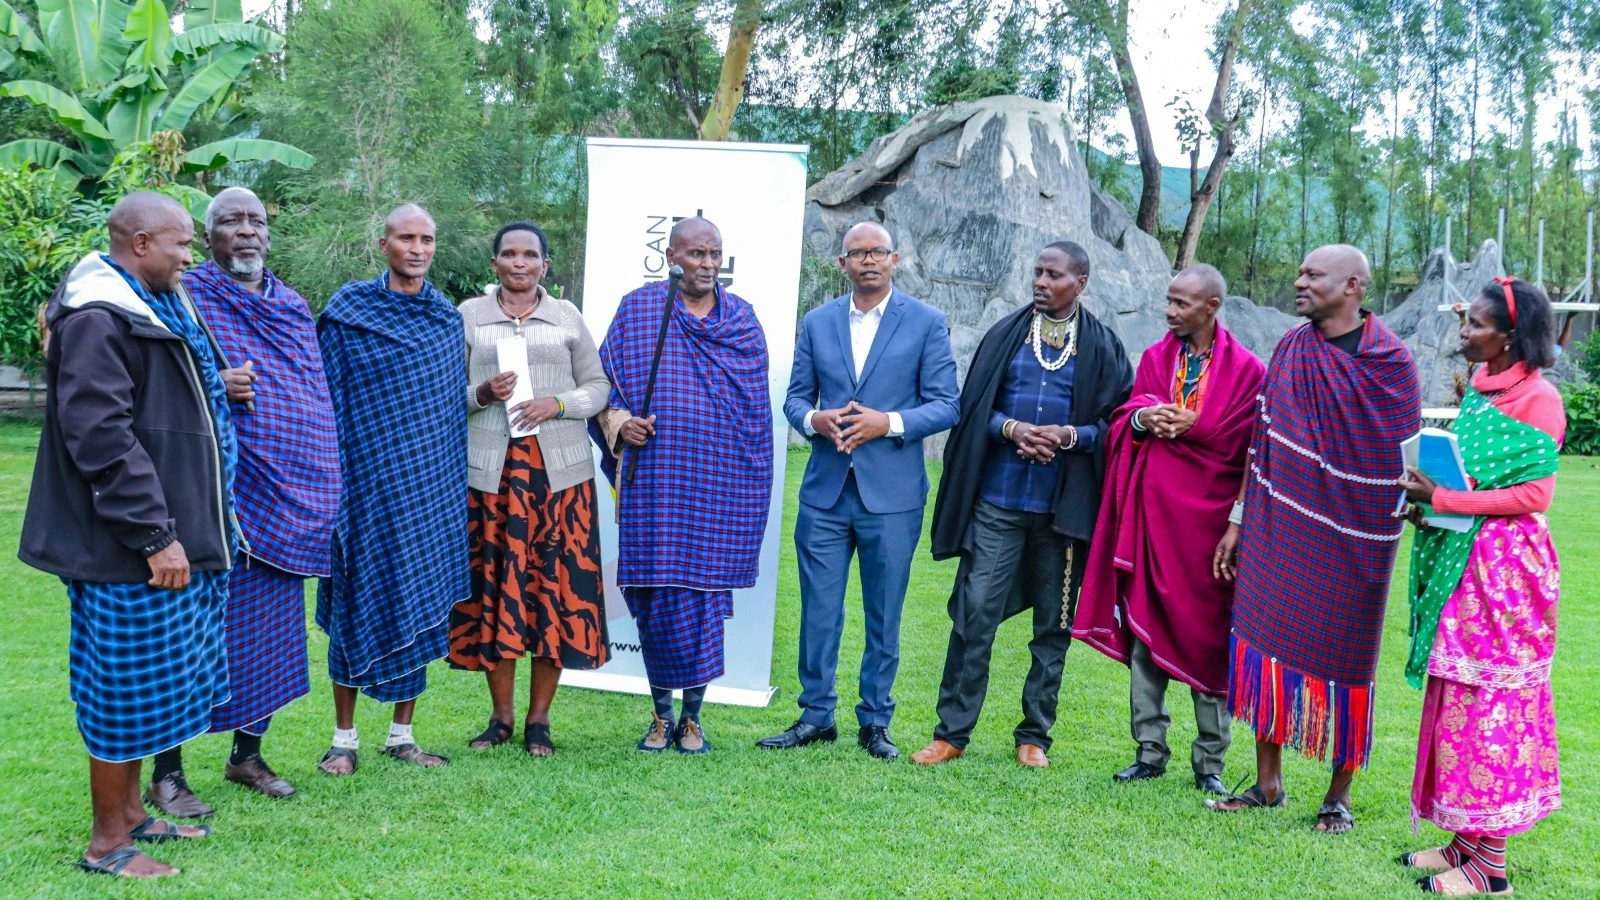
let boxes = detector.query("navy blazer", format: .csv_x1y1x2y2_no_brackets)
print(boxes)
785,288,961,514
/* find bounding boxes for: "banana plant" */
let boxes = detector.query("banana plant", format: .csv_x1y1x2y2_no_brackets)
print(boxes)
0,0,311,184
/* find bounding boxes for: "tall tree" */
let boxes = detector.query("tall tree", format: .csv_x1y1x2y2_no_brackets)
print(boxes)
1174,0,1252,269
698,0,761,139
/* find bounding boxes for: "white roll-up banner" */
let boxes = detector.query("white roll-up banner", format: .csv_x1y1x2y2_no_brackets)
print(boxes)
561,137,808,707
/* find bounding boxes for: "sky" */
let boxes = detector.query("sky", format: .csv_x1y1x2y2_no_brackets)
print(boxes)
241,0,1590,165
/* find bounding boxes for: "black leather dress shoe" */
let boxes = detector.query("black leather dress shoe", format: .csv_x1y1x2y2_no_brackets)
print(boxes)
755,720,837,749
1112,761,1166,782
858,725,899,760
1195,773,1228,795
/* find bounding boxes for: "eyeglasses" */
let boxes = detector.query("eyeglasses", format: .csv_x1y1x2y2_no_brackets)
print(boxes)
843,247,892,262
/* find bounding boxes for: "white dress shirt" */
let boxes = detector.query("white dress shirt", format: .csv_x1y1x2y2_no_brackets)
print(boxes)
804,294,905,438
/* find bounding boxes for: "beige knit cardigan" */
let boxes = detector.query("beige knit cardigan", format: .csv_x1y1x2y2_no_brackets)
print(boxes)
461,285,610,494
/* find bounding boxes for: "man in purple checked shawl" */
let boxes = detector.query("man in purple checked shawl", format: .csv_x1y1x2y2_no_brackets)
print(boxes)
592,217,773,755
1210,245,1421,834
142,188,340,817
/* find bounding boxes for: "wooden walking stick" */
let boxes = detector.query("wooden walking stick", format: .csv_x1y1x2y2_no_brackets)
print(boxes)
624,265,684,484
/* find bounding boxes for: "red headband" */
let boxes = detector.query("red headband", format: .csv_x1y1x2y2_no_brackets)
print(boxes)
1492,276,1518,327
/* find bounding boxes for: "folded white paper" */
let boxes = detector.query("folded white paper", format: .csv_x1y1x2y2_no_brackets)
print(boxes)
496,335,540,438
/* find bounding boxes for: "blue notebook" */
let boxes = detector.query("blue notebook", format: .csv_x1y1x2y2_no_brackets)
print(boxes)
1399,428,1473,532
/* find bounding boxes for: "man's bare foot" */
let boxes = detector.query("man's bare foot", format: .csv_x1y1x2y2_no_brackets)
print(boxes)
79,845,179,878
1314,799,1354,833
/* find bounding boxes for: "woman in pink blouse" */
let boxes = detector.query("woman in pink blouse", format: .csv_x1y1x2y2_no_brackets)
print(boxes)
1398,277,1566,896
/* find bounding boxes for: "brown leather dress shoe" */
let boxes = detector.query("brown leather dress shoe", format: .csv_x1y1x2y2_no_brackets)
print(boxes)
1016,744,1050,768
910,739,964,766
225,753,297,799
144,772,215,819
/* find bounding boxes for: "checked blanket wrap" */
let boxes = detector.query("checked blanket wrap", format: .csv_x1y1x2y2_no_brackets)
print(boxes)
1229,314,1420,771
316,273,470,700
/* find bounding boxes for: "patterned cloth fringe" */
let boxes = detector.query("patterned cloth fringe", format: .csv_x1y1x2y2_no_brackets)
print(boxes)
1229,632,1375,772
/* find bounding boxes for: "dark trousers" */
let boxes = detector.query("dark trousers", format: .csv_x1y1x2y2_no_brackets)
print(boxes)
1129,637,1231,777
933,500,1079,751
793,473,924,728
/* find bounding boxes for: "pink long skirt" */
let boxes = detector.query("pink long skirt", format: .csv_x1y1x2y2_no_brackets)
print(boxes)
1411,514,1562,838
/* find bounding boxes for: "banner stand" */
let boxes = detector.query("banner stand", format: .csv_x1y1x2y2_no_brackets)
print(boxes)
576,136,809,708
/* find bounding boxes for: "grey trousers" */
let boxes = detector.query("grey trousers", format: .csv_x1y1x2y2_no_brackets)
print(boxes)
1130,637,1231,777
933,500,1080,752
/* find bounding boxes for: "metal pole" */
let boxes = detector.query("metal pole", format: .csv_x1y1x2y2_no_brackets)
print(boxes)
1445,216,1452,260
1536,217,1545,287
1585,210,1594,303
1497,206,1505,257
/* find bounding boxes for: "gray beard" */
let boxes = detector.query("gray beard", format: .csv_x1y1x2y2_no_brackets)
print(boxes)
222,256,264,281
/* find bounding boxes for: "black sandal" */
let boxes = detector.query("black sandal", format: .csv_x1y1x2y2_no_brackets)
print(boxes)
524,722,554,756
1206,785,1288,811
469,718,513,749
383,742,449,767
77,846,169,877
128,816,210,843
317,746,358,776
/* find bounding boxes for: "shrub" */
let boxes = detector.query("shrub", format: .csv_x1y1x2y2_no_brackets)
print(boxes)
1560,382,1600,456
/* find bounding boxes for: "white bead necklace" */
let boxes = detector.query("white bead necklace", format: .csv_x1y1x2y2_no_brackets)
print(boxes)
1031,309,1079,371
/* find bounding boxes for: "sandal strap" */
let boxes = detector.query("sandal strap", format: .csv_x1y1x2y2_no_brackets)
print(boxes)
471,719,513,747
80,845,144,875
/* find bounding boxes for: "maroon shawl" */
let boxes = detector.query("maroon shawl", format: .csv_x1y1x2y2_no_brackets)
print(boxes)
1073,326,1265,696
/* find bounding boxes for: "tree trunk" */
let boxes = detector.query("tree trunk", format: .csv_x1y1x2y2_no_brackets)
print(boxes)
1247,80,1270,299
1174,0,1249,269
1103,0,1163,237
1381,77,1399,311
698,0,762,141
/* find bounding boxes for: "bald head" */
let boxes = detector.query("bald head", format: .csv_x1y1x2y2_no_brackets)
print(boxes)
384,203,434,236
107,192,194,293
668,216,720,248
108,192,190,252
1295,243,1372,328
841,221,892,254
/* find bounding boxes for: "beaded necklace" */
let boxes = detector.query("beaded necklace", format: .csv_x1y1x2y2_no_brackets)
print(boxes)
1030,308,1079,371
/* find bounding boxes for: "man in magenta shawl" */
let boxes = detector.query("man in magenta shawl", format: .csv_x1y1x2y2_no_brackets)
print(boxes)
1074,264,1264,796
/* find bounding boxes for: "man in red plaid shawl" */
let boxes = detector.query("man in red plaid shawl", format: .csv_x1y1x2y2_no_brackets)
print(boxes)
143,188,340,816
1210,245,1421,834
592,217,773,755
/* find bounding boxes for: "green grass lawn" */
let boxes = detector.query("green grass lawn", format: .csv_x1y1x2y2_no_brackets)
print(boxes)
0,421,1595,897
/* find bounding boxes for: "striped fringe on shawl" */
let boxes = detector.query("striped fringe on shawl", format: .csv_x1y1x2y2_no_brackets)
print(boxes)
1229,632,1375,772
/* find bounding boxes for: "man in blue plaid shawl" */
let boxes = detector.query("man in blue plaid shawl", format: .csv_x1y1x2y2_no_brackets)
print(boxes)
143,188,341,813
1210,245,1421,834
21,193,235,878
314,204,469,775
592,217,773,755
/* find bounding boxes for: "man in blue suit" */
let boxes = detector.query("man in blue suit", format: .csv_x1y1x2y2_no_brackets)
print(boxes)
758,222,960,759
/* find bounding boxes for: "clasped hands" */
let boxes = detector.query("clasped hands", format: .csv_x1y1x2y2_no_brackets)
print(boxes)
1006,422,1075,463
476,371,562,432
1138,403,1198,440
811,401,891,453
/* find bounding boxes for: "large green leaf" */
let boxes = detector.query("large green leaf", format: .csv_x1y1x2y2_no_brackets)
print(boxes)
0,1,47,57
0,78,113,139
171,23,282,58
120,0,171,77
153,42,255,132
183,0,243,31
36,0,101,90
93,0,133,81
104,82,166,145
0,137,95,173
184,137,312,171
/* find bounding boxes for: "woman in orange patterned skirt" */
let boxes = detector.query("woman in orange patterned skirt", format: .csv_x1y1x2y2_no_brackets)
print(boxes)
449,222,611,755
